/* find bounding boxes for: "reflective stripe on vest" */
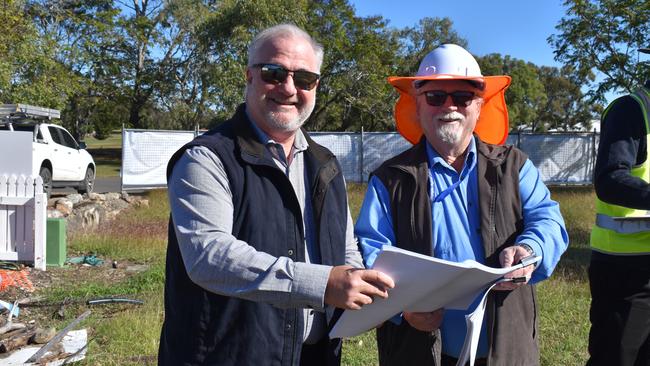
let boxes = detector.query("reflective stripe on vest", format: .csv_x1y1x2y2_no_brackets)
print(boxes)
595,213,650,234
591,86,650,254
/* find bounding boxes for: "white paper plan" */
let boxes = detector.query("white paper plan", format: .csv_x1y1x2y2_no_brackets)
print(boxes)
456,282,499,366
329,246,540,340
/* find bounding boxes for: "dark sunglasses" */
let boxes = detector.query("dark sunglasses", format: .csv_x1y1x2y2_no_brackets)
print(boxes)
253,63,320,91
422,90,477,107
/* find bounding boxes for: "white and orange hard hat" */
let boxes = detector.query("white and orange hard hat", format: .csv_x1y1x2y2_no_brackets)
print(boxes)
388,44,512,145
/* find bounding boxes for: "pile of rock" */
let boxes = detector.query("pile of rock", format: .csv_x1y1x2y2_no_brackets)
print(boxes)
47,192,149,233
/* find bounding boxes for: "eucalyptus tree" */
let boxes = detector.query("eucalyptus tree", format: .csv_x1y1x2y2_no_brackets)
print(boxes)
0,0,83,111
535,65,601,132
198,0,401,132
549,0,650,103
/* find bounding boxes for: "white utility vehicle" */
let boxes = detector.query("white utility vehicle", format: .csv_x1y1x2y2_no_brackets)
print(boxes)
0,104,96,197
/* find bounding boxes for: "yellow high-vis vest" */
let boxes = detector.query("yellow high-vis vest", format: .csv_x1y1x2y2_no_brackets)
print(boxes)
591,86,650,254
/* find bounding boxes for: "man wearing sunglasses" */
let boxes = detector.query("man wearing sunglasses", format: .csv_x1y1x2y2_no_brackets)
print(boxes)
159,24,394,366
355,44,568,365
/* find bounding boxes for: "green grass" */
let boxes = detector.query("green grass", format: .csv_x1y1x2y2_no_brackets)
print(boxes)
84,131,122,149
92,153,121,178
33,186,594,365
84,131,122,178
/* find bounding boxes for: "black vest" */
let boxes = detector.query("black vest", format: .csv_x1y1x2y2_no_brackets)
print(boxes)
158,105,347,366
373,137,539,366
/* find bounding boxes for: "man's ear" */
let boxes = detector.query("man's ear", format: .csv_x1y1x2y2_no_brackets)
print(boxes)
246,68,253,84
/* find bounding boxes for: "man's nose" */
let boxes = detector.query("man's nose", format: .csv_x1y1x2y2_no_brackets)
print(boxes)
439,95,458,110
277,73,298,95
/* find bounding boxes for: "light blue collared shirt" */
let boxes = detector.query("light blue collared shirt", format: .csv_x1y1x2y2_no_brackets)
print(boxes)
355,137,568,358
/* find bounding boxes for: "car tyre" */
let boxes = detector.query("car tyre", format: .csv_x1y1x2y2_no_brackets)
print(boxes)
78,166,94,195
39,166,52,198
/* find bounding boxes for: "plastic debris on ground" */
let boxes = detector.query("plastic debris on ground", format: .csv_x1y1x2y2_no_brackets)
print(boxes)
0,269,34,292
66,255,104,266
1,329,87,365
0,300,19,318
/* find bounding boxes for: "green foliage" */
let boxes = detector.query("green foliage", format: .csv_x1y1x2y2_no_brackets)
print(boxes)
395,17,467,76
536,65,602,131
549,0,650,103
2,0,616,134
479,53,600,131
0,0,84,108
305,1,401,131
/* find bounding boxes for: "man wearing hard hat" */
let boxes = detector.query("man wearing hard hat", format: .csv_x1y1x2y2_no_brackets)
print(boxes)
355,44,568,365
587,48,650,366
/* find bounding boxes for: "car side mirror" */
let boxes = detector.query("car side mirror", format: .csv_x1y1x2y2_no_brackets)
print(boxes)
78,141,87,149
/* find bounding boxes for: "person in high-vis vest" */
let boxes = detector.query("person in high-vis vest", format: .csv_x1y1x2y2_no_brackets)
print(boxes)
588,47,650,366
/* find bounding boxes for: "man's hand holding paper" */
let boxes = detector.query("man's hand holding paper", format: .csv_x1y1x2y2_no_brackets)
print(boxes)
403,309,445,332
328,246,540,339
494,245,537,291
325,265,395,310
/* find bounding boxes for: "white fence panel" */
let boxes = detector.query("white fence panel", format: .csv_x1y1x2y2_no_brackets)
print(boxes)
0,174,46,270
121,129,197,190
121,128,599,187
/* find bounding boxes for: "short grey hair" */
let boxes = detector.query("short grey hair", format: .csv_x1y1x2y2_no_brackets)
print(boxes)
247,24,324,71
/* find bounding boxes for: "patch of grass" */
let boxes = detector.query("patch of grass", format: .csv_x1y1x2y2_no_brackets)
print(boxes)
538,277,591,365
93,155,121,178
347,182,367,218
84,131,122,149
88,147,122,178
83,289,163,365
85,131,122,178
44,264,164,303
341,331,379,366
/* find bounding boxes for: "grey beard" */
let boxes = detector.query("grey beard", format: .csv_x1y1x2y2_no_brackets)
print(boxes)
265,99,315,133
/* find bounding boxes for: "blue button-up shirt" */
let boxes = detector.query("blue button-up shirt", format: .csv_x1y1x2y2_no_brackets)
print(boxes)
355,137,568,358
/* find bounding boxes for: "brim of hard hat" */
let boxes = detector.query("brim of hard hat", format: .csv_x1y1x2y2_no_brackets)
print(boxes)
388,74,512,145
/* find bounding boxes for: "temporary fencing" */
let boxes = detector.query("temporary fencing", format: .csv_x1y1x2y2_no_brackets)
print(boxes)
121,128,599,190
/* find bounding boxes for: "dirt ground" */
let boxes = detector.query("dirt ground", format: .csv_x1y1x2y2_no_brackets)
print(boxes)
0,255,148,363
1,256,147,323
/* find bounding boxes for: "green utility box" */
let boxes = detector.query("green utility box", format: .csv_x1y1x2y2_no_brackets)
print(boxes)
46,218,66,267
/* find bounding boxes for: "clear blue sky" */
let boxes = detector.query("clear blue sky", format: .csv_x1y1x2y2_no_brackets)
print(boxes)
350,0,567,68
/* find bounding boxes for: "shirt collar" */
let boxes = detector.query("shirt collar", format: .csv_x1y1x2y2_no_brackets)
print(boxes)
425,136,477,174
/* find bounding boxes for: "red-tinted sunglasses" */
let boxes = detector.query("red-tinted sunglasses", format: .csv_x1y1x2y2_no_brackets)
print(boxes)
422,90,477,107
254,63,320,91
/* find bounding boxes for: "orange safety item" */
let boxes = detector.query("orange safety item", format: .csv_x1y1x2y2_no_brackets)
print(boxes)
0,268,34,292
387,44,511,145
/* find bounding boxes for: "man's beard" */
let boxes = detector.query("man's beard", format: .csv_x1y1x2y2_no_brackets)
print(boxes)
265,98,315,133
434,112,466,145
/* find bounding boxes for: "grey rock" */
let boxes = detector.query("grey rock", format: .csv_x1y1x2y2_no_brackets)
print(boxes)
47,209,64,219
66,194,83,205
105,192,121,201
125,264,150,273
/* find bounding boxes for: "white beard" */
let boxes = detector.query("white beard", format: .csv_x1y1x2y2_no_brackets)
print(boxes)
434,112,466,145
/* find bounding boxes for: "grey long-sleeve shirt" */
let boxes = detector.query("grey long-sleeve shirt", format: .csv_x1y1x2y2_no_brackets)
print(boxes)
168,129,362,343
